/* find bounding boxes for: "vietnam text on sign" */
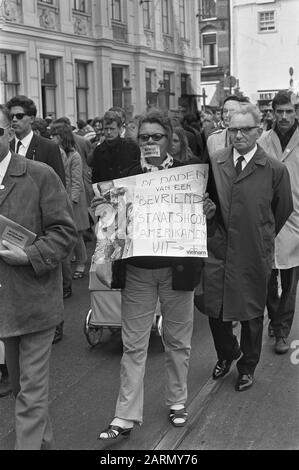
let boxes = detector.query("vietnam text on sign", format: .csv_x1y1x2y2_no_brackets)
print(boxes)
92,164,209,263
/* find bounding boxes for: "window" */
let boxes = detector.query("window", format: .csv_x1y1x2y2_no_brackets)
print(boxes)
179,0,186,39
40,57,57,119
258,11,276,32
143,1,151,29
73,0,86,13
162,0,171,35
146,69,156,106
0,53,20,102
76,62,89,122
163,71,174,109
199,0,216,19
181,73,190,96
112,0,121,22
112,66,125,108
202,32,217,66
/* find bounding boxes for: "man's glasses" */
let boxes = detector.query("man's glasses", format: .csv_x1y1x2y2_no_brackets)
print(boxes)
0,126,10,137
10,113,27,120
138,133,167,142
228,126,258,136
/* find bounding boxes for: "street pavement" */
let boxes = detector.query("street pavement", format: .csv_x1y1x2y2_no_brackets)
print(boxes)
0,242,298,451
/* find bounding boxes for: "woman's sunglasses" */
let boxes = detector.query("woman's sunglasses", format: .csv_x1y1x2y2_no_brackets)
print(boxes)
138,133,167,142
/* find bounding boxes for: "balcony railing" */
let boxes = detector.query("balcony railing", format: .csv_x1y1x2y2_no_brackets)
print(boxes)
112,21,128,43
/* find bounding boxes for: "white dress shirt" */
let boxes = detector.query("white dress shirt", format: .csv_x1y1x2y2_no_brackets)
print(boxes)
233,145,257,171
0,151,12,185
15,130,34,157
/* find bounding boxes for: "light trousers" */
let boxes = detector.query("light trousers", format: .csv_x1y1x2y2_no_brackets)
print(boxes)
267,267,299,338
115,265,194,424
3,327,56,450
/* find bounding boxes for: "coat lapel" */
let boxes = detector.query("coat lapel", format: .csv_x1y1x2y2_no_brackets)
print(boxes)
0,154,26,208
236,146,267,183
215,146,236,180
10,138,16,153
282,128,299,160
26,134,38,160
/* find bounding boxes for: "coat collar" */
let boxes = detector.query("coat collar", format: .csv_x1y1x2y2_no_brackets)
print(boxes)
214,144,267,182
0,153,27,207
10,133,38,160
266,127,299,160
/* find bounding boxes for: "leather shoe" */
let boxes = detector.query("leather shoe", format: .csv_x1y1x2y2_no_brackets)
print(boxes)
274,337,289,354
0,376,12,398
235,374,254,392
268,323,275,338
52,322,64,344
212,350,242,380
63,288,72,299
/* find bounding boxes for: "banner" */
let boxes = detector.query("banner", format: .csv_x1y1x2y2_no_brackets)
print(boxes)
92,164,209,264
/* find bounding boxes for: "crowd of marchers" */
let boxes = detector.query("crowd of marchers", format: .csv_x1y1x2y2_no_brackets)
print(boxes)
0,90,298,450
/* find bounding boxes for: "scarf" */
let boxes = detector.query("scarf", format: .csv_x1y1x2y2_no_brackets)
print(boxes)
141,153,174,172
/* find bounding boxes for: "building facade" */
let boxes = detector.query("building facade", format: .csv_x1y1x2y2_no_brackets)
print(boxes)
198,0,231,108
0,0,202,124
231,0,299,106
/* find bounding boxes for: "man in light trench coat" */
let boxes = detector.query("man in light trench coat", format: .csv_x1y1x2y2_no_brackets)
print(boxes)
202,103,293,392
259,91,299,354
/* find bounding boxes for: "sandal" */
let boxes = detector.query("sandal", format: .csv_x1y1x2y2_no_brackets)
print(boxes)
72,270,84,280
169,408,188,427
98,424,132,441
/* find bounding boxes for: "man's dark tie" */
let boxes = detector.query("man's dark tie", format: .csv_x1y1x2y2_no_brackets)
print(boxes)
235,155,244,176
16,140,22,154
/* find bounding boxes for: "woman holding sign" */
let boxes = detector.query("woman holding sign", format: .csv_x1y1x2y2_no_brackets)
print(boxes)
97,109,216,441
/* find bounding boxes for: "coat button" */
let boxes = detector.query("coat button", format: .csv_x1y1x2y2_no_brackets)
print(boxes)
176,265,184,272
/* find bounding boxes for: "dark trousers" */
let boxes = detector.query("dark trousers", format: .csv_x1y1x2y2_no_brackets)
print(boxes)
209,315,264,375
266,267,299,338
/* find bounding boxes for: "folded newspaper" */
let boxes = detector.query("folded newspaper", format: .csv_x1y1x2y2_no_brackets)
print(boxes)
0,215,36,250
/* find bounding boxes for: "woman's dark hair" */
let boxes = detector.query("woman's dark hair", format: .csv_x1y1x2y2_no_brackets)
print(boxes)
172,126,191,162
138,108,173,147
50,123,75,153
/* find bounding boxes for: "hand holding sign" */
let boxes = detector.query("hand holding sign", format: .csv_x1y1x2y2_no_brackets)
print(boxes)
203,193,216,220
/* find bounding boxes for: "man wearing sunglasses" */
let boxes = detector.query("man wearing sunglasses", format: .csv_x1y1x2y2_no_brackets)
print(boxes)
6,95,65,186
259,91,299,354
202,104,293,392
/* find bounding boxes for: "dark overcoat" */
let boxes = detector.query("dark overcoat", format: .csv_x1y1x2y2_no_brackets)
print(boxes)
11,134,66,186
0,153,77,338
201,144,293,321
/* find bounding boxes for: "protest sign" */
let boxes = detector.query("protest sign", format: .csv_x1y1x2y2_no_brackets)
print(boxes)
92,164,209,264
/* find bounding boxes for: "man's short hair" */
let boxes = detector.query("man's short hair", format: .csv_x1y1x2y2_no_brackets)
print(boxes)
0,104,12,125
231,104,261,127
6,95,37,117
272,91,293,111
108,106,126,123
103,111,122,127
223,95,250,106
